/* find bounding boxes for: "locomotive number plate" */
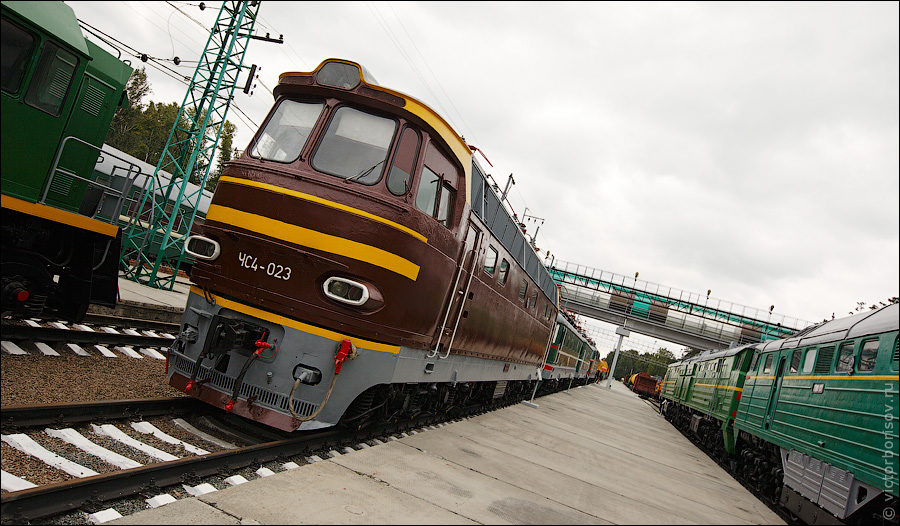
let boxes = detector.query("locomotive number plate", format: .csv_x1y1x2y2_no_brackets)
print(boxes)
238,252,292,281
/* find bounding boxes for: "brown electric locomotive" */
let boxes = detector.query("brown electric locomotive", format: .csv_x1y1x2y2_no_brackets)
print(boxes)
167,59,585,431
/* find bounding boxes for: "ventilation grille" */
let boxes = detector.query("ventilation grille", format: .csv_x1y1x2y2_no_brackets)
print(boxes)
173,354,317,417
814,347,835,375
893,338,898,363
48,174,73,198
81,82,105,116
47,67,72,101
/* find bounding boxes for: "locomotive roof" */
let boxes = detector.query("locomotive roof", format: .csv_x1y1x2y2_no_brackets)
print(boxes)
470,159,559,304
667,304,898,368
759,303,898,352
557,311,579,333
276,59,472,204
556,312,591,345
673,342,757,367
2,1,90,57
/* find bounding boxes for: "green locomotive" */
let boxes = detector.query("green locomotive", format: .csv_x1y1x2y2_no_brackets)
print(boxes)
543,311,601,387
661,343,755,457
1,1,133,321
661,303,898,524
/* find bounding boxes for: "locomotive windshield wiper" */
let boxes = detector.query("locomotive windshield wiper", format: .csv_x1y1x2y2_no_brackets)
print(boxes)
345,160,384,184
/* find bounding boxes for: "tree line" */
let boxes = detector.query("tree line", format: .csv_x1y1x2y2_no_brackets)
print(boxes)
104,67,237,191
604,347,677,381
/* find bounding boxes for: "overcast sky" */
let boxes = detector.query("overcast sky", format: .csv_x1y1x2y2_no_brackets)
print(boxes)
69,1,899,355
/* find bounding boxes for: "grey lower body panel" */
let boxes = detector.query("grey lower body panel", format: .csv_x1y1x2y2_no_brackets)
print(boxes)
168,291,548,431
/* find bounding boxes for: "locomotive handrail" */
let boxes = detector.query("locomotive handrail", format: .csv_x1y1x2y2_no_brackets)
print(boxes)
429,227,481,359
41,137,145,273
42,136,144,225
440,229,484,360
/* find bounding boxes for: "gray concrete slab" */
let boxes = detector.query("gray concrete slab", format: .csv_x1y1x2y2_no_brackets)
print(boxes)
202,459,478,524
330,441,604,524
110,497,240,525
110,381,784,525
114,274,191,311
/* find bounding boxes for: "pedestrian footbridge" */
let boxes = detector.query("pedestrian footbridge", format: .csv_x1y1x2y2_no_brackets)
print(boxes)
549,260,814,351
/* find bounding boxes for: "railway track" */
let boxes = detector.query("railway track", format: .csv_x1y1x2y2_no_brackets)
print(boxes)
1,398,338,523
0,398,206,431
1,307,571,523
81,312,180,334
1,316,176,358
0,392,523,523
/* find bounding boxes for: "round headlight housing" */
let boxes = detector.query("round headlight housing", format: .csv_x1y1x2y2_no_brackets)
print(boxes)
324,277,370,306
185,235,220,260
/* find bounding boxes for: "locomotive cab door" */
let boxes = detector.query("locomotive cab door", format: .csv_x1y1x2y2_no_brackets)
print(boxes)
431,222,482,357
762,355,787,430
708,358,725,415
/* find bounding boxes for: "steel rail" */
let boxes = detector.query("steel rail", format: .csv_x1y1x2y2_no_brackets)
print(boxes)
81,312,181,333
0,324,172,348
0,397,207,431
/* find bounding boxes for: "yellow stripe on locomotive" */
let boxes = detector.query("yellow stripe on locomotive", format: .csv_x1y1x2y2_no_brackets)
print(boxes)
206,204,421,281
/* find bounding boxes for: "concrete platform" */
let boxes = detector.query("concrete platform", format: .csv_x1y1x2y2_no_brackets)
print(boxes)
114,273,191,311
110,380,783,525
84,274,191,323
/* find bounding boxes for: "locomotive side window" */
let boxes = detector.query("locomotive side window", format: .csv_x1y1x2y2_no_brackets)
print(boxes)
416,165,441,217
435,181,455,225
749,352,759,372
498,259,509,285
24,41,77,116
857,339,878,372
250,100,323,162
894,337,899,371
313,106,396,183
790,350,801,374
893,336,899,371
484,246,497,275
835,342,855,373
802,348,816,373
386,126,420,195
763,354,773,374
1,18,35,94
415,141,460,228
415,166,456,227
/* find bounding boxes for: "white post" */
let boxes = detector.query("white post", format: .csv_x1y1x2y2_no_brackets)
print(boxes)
604,326,631,389
522,367,542,408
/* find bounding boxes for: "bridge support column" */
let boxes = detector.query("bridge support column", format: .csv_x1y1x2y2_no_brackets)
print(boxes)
604,326,631,389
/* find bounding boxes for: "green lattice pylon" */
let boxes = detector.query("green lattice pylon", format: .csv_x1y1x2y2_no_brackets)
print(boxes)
120,0,259,290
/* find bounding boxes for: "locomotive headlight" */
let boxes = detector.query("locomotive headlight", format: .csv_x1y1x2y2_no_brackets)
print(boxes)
185,235,220,261
324,277,370,306
330,280,349,297
316,61,361,89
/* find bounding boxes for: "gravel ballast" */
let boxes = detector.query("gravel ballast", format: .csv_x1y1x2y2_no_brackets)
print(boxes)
1,353,185,406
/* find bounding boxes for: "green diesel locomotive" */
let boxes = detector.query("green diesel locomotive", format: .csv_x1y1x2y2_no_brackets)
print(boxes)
661,303,898,524
1,1,133,321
